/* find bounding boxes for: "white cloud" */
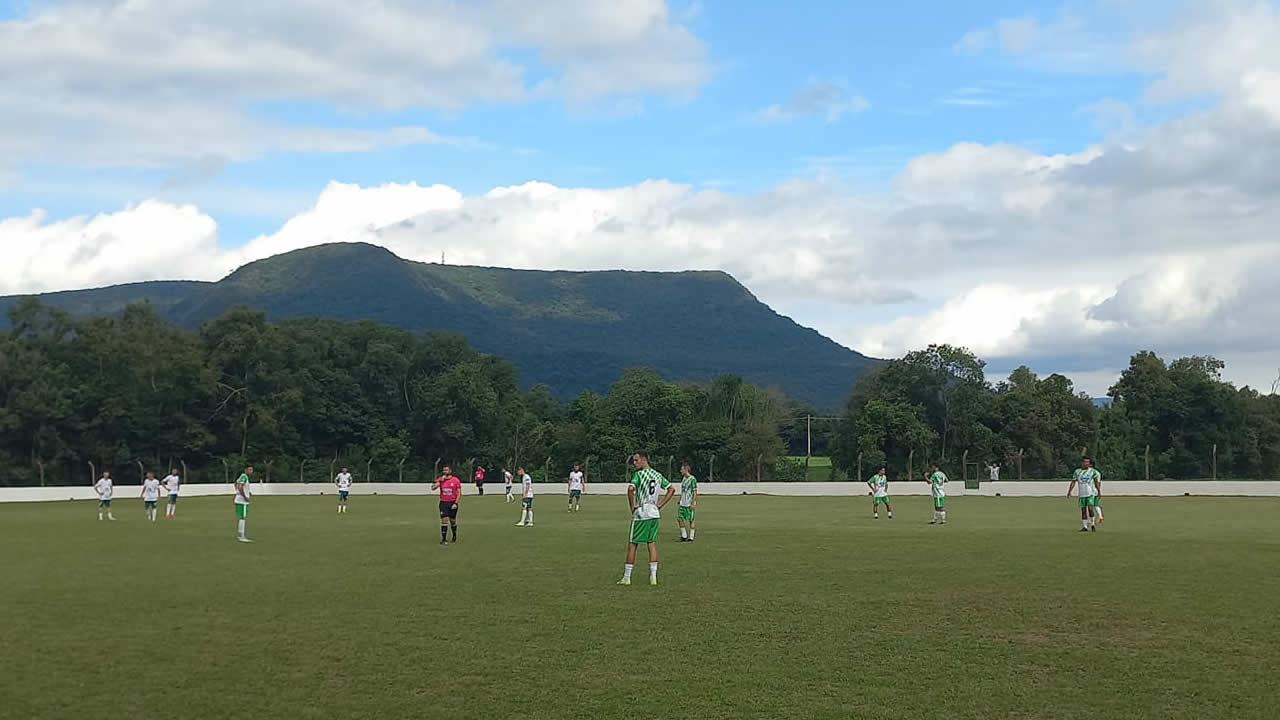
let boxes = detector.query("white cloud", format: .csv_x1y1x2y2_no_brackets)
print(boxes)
751,82,870,125
0,0,708,169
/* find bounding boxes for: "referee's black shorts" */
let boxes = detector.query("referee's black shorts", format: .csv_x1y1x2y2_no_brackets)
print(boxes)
439,501,458,519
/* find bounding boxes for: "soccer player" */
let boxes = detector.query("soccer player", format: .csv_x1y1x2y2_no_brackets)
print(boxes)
515,467,535,527
677,463,698,542
234,465,254,543
503,467,514,503
335,467,353,513
988,462,1001,482
1067,457,1101,532
473,465,486,496
163,468,180,518
433,465,462,545
95,470,115,521
867,465,892,519
927,464,948,525
567,464,585,512
1093,467,1105,524
617,451,674,586
140,471,161,522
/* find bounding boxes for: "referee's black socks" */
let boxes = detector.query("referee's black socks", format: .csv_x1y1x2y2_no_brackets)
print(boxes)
441,524,448,542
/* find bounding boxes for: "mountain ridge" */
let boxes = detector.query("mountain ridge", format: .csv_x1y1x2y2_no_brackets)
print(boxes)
0,242,878,408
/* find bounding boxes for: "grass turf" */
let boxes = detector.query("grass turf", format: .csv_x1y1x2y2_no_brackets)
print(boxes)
3,493,1279,720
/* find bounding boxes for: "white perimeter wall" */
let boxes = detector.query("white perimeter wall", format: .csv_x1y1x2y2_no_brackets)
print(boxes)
4,480,1280,503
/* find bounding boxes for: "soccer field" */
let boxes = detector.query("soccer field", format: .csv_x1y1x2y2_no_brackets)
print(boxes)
4,494,1279,720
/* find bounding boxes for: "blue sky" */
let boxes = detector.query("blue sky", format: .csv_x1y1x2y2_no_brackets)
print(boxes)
3,0,1280,394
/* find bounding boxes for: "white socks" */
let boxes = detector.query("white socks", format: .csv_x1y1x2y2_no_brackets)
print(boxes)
237,519,246,538
680,527,688,539
650,562,658,581
689,528,695,539
622,564,633,581
940,511,946,523
98,512,103,520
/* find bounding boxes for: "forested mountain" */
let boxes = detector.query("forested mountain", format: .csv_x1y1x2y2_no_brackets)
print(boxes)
0,243,877,408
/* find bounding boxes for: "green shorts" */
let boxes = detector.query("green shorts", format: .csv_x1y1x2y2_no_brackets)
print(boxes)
144,500,157,508
933,497,946,509
677,505,695,522
338,490,349,500
1078,496,1099,508
522,497,533,508
235,503,249,519
874,495,891,505
630,518,660,544
569,489,582,498
98,499,111,507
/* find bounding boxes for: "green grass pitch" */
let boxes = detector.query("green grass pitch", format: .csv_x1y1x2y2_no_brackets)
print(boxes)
4,493,1279,719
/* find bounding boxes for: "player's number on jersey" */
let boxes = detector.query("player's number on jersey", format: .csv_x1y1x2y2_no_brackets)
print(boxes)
648,479,657,497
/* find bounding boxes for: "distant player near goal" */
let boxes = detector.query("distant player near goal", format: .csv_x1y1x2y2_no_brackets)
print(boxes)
163,468,180,518
867,465,892,520
677,463,697,542
1067,457,1101,532
617,451,674,586
503,467,515,503
474,465,486,496
335,467,353,514
927,465,948,525
567,464,585,512
140,471,161,522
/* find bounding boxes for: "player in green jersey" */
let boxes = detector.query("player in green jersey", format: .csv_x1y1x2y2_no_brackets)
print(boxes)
677,463,698,542
927,464,947,525
617,451,674,586
867,465,892,519
1067,457,1101,532
234,465,254,543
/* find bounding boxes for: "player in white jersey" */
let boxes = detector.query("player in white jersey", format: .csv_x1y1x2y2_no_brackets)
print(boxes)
867,465,892,520
140,471,162,522
515,468,535,526
1067,457,1101,532
503,468,514,502
1093,467,1105,524
567,464,585,512
95,471,115,521
334,467,353,514
162,468,180,518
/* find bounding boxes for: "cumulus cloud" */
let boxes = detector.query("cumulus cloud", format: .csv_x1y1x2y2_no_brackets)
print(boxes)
0,0,708,168
751,82,869,125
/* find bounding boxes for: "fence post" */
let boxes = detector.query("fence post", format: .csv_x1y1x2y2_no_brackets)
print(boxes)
667,456,673,480
434,457,441,478
857,452,863,484
36,460,45,487
329,458,336,484
1212,444,1217,481
88,460,96,486
907,449,915,483
264,460,273,483
709,454,715,483
367,458,373,484
961,450,969,482
180,460,189,485
805,414,812,482
1144,445,1151,480
544,456,551,484
136,460,144,482
1017,449,1024,481
300,459,307,484
398,456,407,483
221,458,229,485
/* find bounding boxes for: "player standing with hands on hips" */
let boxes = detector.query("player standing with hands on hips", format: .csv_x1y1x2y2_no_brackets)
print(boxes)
618,451,675,586
434,466,462,545
163,468,180,518
95,470,115,521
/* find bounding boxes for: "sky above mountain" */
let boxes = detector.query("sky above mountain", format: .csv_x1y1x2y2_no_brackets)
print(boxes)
2,0,1279,395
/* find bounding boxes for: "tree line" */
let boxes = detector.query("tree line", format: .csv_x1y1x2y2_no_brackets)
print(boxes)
828,344,1280,481
2,299,1277,486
